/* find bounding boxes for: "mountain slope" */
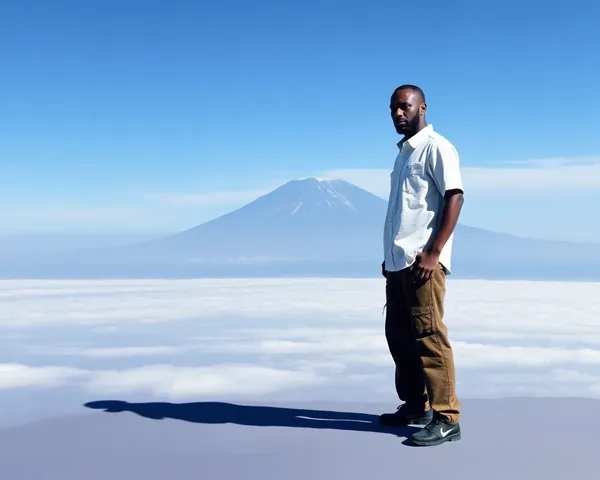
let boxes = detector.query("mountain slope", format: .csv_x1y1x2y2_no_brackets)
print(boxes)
2,177,600,280
127,177,388,262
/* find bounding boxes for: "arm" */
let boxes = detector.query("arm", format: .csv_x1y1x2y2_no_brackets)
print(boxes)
415,191,464,280
429,189,464,256
413,142,464,280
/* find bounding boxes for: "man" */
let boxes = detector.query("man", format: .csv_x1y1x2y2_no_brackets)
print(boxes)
380,84,464,447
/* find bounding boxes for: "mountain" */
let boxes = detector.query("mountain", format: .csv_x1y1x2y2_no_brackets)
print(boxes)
2,177,600,280
125,177,387,263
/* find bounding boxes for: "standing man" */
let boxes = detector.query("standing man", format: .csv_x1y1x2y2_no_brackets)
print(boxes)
380,84,464,447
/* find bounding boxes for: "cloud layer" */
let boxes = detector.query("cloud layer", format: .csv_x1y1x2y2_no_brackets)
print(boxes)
1,278,600,402
0,363,325,398
320,156,600,198
0,363,86,390
319,157,600,242
2,157,598,243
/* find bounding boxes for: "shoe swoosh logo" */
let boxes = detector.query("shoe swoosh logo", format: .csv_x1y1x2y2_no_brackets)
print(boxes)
440,427,453,437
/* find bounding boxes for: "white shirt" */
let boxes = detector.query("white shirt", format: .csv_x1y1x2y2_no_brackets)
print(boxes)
383,124,464,274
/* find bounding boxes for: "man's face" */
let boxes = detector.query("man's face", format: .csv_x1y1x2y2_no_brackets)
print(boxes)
390,88,425,135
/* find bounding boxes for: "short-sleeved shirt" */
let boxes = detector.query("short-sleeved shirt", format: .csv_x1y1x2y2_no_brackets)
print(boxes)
383,124,464,274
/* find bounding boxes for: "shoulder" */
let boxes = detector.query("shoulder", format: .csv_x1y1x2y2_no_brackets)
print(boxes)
424,130,459,158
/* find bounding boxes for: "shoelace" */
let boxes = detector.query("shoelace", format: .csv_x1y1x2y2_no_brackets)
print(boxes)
423,417,443,432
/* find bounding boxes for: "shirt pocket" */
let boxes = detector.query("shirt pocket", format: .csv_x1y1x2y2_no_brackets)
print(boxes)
401,162,427,195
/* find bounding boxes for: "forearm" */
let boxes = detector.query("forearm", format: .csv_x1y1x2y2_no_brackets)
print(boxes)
429,191,464,256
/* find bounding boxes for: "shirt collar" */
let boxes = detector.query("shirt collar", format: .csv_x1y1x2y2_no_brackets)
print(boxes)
397,124,433,150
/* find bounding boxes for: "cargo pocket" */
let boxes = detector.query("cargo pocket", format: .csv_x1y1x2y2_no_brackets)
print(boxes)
411,273,434,308
412,305,435,338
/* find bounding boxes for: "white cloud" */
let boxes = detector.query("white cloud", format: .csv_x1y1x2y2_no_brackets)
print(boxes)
5,156,599,237
56,346,187,358
214,330,385,355
0,278,385,327
469,369,600,398
460,157,600,190
0,364,86,390
0,205,176,236
84,364,326,399
2,279,599,341
0,363,327,399
0,206,146,222
200,330,600,370
147,188,272,207
320,156,600,198
2,279,600,400
453,342,600,368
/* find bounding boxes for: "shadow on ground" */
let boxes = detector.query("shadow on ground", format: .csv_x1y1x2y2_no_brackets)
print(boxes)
84,400,418,439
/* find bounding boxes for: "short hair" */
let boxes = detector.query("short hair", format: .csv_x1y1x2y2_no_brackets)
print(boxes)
394,84,426,102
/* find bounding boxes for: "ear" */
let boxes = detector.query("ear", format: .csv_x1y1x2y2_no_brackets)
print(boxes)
420,102,427,115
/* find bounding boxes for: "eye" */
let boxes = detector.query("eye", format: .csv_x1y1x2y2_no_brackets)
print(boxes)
391,103,409,112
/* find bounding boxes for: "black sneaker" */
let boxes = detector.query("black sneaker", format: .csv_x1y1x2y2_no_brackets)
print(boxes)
410,414,461,446
379,404,433,426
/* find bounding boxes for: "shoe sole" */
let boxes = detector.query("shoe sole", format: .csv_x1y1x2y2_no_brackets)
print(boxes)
407,416,433,426
411,431,461,446
380,415,432,427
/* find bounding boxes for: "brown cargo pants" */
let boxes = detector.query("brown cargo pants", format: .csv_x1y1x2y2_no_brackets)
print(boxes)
384,263,460,424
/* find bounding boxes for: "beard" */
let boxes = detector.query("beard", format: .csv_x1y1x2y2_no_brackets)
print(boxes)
395,113,421,135
405,114,421,134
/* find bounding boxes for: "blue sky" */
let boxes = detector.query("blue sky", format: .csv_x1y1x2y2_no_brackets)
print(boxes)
1,0,599,242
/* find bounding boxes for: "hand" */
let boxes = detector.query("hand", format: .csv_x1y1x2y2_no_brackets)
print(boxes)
412,251,439,281
381,261,387,278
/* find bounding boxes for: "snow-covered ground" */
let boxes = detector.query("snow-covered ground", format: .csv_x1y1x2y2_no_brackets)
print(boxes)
1,278,599,427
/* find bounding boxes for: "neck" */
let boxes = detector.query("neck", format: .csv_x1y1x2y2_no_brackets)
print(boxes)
403,120,427,141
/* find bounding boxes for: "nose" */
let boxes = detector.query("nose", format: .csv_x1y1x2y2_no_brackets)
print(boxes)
393,108,404,120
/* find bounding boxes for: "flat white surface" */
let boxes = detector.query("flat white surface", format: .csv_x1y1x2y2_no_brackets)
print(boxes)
0,398,593,479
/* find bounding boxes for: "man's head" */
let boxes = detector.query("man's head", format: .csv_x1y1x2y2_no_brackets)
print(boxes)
390,85,427,137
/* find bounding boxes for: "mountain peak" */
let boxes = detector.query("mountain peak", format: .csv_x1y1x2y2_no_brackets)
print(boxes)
295,176,343,183
174,175,386,235
136,176,388,263
285,176,351,189
260,176,377,217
